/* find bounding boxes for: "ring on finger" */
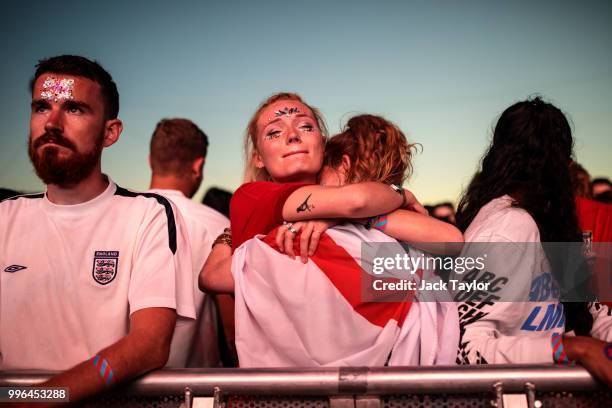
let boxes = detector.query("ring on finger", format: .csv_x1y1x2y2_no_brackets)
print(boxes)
288,225,298,234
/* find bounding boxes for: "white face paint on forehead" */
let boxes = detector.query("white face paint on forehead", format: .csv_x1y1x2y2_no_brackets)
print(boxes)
40,76,75,102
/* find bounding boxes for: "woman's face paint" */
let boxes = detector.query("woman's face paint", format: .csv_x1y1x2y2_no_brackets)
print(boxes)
274,106,300,118
254,100,324,183
40,76,75,102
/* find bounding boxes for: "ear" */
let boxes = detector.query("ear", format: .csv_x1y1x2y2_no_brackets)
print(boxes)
147,154,152,170
341,154,352,174
253,150,265,169
192,157,205,178
102,119,123,148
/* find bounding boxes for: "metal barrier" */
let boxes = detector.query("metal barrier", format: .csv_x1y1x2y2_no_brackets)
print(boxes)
1,365,609,407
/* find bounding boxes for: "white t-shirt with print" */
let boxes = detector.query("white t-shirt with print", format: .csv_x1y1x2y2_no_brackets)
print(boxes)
453,195,612,364
0,179,195,370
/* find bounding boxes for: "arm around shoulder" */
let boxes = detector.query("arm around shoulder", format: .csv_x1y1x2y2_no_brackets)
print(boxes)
282,182,404,222
384,209,464,255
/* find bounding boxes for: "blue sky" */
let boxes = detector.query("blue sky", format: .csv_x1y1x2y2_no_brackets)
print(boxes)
1,0,610,204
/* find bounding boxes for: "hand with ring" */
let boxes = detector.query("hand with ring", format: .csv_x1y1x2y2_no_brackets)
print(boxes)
277,219,340,263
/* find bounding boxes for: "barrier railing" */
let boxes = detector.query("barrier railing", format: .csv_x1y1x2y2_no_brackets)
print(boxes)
1,365,609,407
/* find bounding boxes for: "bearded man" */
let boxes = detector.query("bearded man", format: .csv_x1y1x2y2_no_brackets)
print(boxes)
0,55,195,403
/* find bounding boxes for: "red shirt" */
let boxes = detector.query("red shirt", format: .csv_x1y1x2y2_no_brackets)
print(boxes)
576,197,612,306
576,197,612,243
230,181,310,250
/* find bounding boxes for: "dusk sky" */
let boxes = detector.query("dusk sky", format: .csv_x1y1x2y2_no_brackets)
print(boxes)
1,0,610,204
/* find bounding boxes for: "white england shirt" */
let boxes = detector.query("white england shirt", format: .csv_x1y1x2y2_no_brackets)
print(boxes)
0,178,196,370
148,189,229,367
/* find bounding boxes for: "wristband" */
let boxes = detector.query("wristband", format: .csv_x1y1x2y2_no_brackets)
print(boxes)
551,333,571,365
93,354,114,385
373,214,388,231
390,184,407,208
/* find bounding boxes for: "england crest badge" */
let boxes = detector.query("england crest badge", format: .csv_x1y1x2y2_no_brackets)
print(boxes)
92,251,119,285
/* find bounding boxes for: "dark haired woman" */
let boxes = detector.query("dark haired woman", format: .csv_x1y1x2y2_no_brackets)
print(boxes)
453,97,612,385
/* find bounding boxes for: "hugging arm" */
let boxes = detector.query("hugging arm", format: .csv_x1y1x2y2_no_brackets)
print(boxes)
281,183,405,222
279,183,462,257
382,209,463,255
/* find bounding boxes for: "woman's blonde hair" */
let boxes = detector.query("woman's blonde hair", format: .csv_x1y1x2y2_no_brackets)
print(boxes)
323,114,417,186
243,92,328,183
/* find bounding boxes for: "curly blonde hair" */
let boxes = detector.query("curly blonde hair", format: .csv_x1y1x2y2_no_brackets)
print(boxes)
243,92,328,183
323,114,417,186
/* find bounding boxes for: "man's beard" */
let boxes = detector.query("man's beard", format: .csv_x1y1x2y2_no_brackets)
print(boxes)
28,130,104,187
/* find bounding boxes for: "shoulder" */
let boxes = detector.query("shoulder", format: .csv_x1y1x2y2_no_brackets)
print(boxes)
232,182,294,213
465,195,540,242
235,181,284,198
1,191,45,203
234,181,310,199
114,185,176,213
0,192,45,215
166,194,229,234
113,186,180,252
197,204,229,228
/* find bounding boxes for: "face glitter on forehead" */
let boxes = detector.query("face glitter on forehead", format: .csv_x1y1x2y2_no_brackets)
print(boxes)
40,77,75,102
274,107,301,117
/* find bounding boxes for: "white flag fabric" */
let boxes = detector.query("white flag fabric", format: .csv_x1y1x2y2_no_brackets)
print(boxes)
232,223,459,367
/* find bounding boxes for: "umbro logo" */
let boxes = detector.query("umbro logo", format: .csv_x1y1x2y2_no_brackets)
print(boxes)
4,265,27,273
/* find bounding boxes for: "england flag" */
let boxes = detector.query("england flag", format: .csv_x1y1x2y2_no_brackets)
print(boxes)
232,223,459,367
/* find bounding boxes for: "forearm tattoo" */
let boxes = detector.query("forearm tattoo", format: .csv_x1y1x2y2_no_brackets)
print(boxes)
296,194,314,213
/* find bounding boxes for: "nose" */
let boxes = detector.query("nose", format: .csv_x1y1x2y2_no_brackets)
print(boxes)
287,130,302,145
44,107,64,133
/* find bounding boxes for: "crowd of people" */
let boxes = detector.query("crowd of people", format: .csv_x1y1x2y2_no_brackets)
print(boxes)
1,54,612,403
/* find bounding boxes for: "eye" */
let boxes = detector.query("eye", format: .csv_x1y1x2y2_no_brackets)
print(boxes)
264,130,281,140
32,103,49,113
300,123,314,132
66,104,84,114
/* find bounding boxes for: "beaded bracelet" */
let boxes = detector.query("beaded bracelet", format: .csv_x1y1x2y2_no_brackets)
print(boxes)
213,228,232,249
551,333,571,365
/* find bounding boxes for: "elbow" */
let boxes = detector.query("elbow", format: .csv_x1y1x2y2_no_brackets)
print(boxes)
449,228,464,244
150,342,171,370
198,267,215,293
445,228,464,255
141,332,172,371
199,259,232,294
199,256,220,293
198,266,209,293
